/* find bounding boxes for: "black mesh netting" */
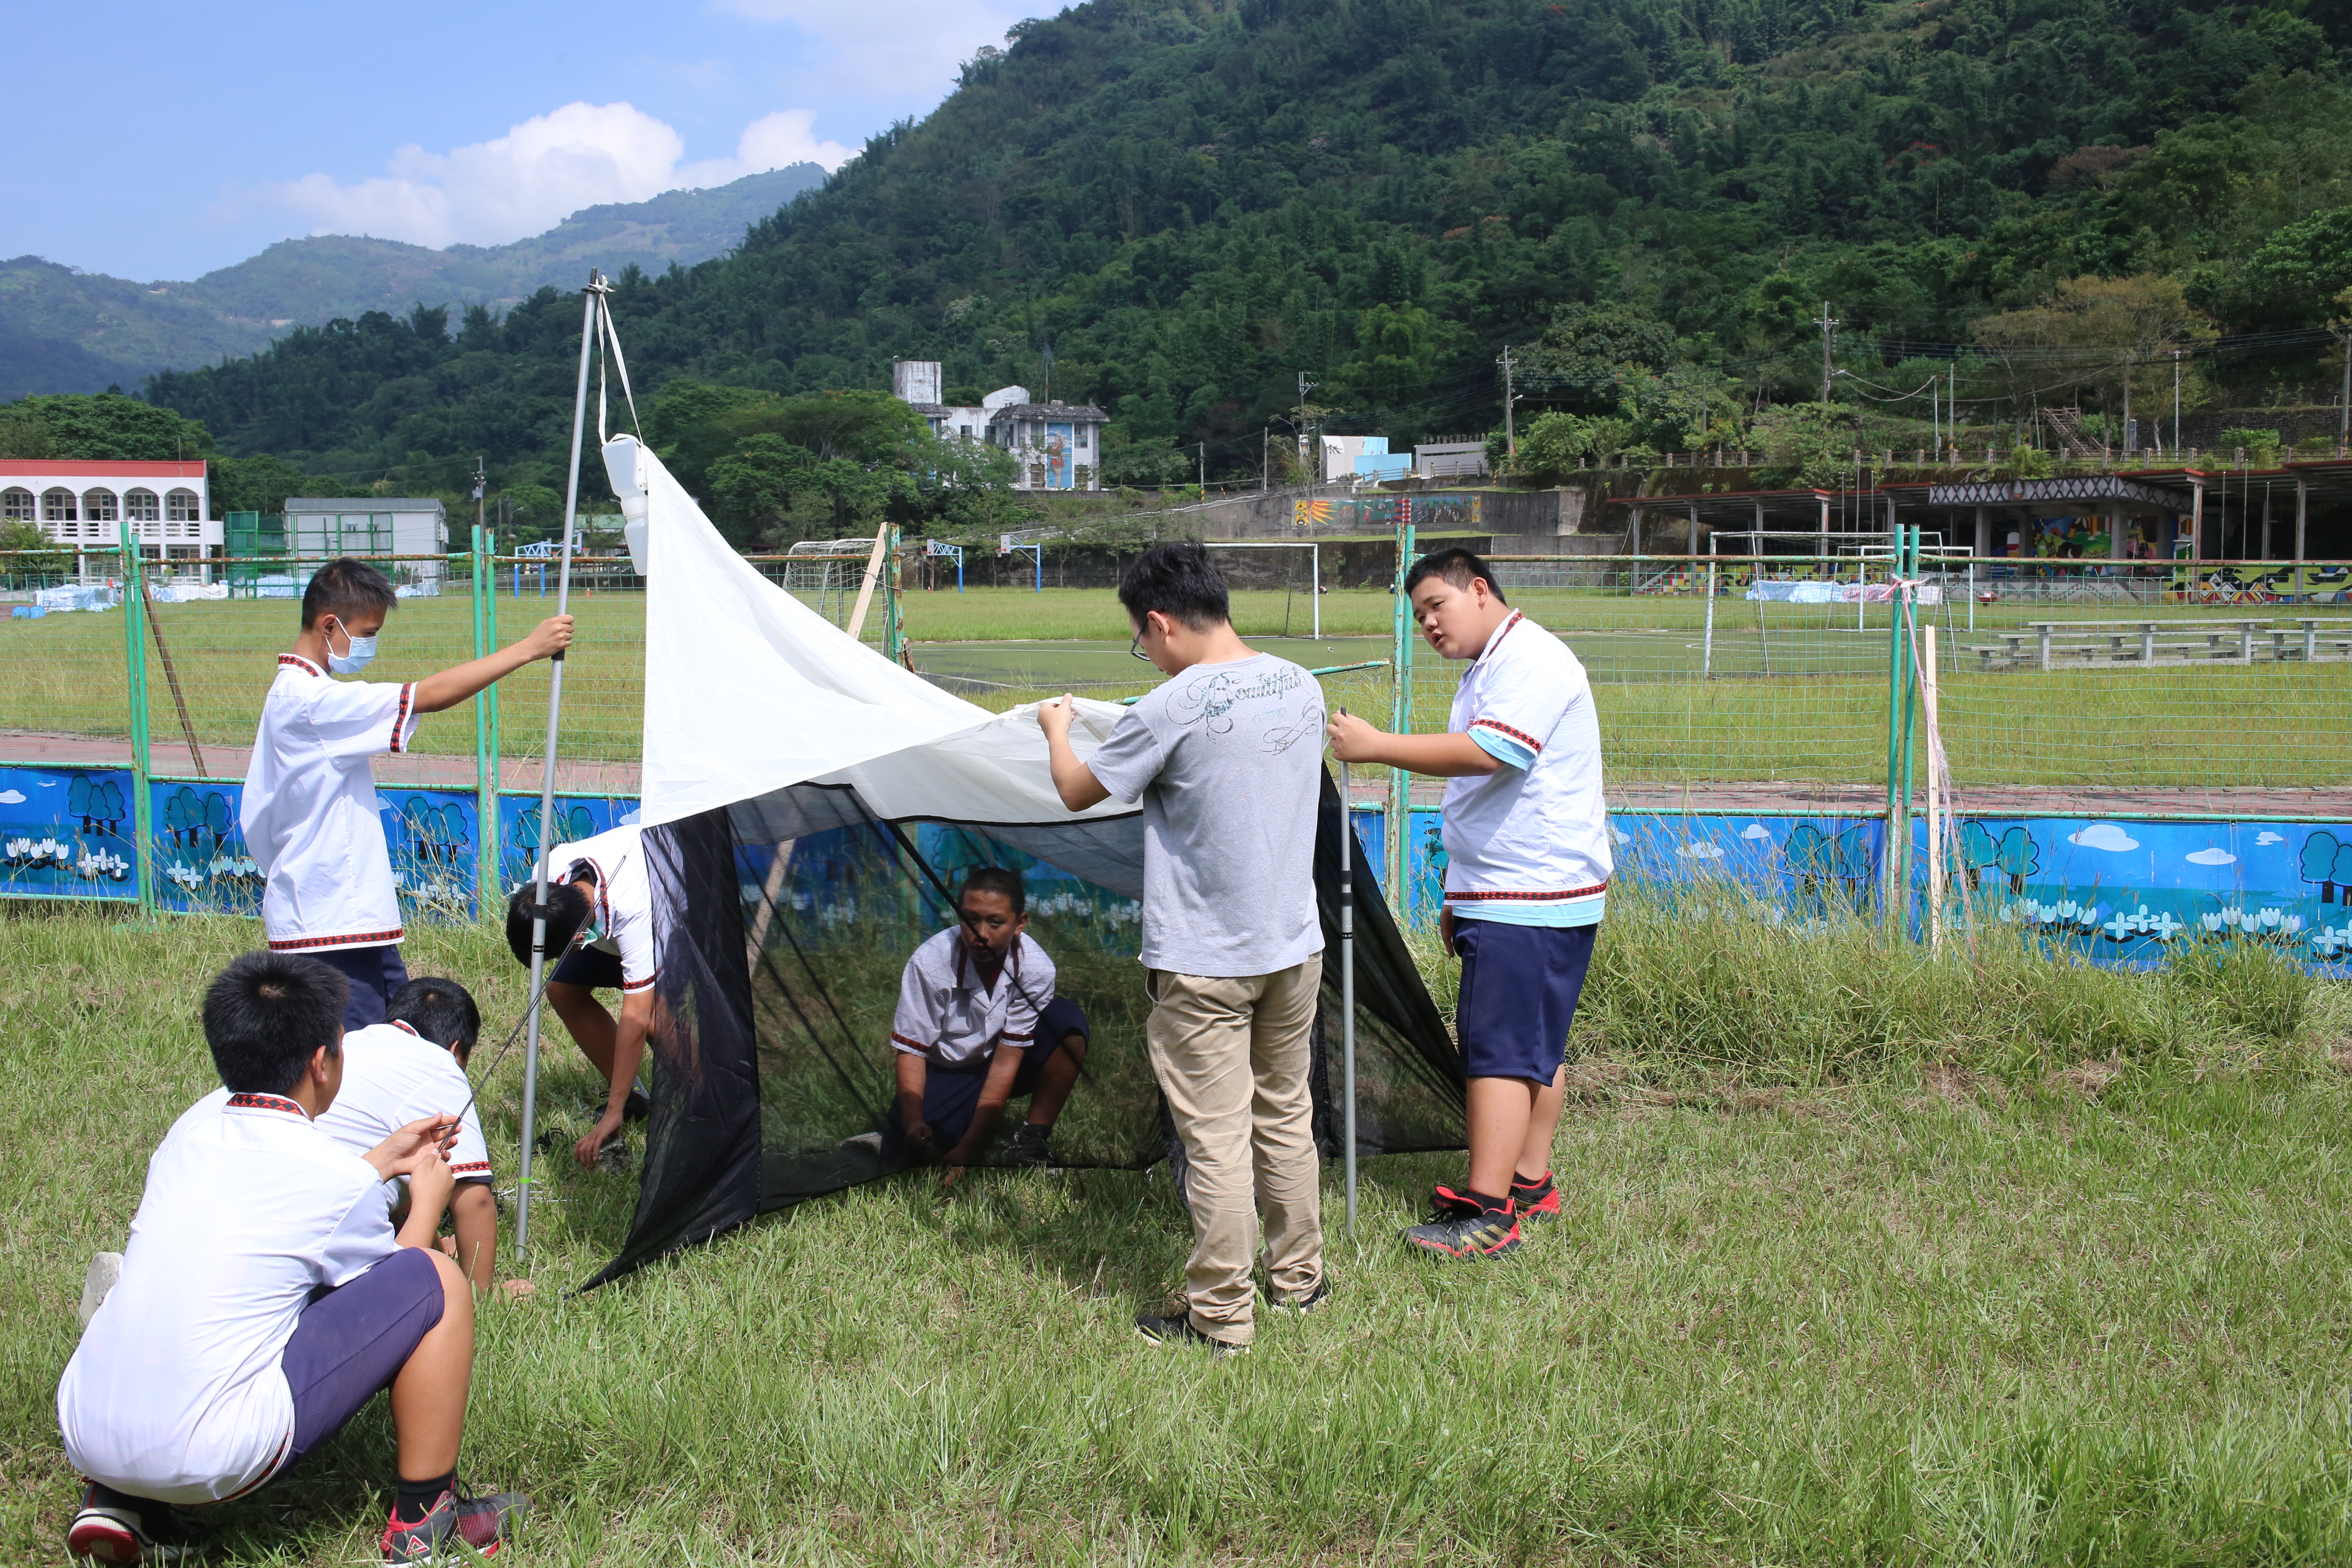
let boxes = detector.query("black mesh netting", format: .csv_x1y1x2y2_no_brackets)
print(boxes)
584,769,1462,1288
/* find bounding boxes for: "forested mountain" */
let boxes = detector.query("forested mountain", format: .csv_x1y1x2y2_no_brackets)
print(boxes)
135,0,2352,495
0,166,826,400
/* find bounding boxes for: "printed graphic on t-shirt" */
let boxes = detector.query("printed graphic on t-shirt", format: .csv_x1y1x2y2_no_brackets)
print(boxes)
1164,662,1321,751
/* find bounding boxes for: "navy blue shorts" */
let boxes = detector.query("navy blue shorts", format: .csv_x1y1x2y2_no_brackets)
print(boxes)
883,998,1090,1157
1452,919,1599,1084
278,1247,445,1473
307,945,410,1033
551,943,625,991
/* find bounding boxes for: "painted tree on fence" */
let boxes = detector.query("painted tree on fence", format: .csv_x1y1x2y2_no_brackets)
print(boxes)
1995,827,2042,894
2303,831,2344,903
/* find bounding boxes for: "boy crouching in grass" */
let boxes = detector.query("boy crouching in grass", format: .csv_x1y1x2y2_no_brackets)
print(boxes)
316,976,530,1298
56,952,526,1565
883,865,1091,1178
1328,547,1610,1259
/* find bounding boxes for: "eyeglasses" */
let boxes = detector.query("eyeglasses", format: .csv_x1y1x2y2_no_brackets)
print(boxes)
1129,631,1154,662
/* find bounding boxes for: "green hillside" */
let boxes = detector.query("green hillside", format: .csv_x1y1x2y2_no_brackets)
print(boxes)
129,0,2352,491
0,165,827,401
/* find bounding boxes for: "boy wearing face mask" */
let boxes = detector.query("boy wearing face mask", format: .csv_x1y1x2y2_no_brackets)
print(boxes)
243,557,573,1031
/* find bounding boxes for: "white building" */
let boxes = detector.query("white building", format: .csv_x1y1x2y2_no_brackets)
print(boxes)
1414,441,1491,480
1319,435,1411,483
282,498,450,585
3,459,218,576
892,359,1109,491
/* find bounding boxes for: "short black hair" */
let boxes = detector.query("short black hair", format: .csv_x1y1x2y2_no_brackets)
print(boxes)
506,879,594,967
1118,542,1230,633
301,557,399,631
1404,546,1507,605
203,951,346,1096
388,976,481,1055
958,865,1026,916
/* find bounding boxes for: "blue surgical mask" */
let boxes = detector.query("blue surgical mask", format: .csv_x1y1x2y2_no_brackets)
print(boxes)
325,619,378,675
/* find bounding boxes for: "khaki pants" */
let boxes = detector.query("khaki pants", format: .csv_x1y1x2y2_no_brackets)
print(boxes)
1145,955,1323,1346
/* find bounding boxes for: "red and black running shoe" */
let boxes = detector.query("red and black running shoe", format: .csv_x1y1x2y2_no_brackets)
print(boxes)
1510,1170,1561,1223
1403,1189,1522,1259
380,1483,529,1562
67,1482,210,1564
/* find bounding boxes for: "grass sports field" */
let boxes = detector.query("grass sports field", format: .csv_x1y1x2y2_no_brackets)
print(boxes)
3,585,2340,791
6,899,2351,1564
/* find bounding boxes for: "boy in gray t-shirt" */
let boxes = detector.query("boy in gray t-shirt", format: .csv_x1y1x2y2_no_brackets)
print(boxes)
1038,542,1327,1352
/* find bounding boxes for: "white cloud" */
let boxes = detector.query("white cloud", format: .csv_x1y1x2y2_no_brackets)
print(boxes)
715,0,1036,97
1741,823,1772,840
2256,832,2285,846
267,102,852,249
0,789,23,804
2067,823,2141,853
2185,847,2238,866
1677,842,1725,860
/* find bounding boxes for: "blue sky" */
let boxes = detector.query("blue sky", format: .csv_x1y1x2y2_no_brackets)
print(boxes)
7,0,1035,283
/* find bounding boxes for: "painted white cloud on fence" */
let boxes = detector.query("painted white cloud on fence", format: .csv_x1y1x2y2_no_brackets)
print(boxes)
2067,823,2141,852
2184,847,2238,866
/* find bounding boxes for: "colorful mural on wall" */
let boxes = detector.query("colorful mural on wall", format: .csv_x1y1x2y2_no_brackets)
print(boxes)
0,768,139,900
1360,803,2350,977
0,764,636,921
1291,493,1483,533
8,757,2346,976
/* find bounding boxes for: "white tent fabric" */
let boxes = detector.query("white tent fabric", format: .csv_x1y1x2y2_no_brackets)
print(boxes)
604,433,1136,839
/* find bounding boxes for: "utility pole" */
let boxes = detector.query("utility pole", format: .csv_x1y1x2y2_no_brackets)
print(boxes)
1501,344,1517,455
1297,371,1318,479
1814,303,1838,416
1262,427,1268,491
1198,441,1207,491
2340,328,2350,454
2174,350,2184,457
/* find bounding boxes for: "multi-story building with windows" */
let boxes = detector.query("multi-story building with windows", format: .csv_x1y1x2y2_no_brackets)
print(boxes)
891,359,1109,492
1,459,217,577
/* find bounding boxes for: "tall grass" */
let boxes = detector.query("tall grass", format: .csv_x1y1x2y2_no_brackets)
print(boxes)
5,905,2352,1564
1407,882,2318,1087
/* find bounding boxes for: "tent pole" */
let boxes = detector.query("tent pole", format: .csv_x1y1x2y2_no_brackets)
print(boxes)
1338,753,1357,1234
515,270,603,1261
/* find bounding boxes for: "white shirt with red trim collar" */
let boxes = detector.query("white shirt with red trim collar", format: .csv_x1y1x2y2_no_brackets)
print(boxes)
1439,609,1612,925
891,927,1056,1066
314,1021,492,1207
546,824,659,992
239,654,420,952
58,1087,395,1505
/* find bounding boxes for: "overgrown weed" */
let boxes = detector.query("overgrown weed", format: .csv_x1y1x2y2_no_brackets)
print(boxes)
1406,879,2323,1091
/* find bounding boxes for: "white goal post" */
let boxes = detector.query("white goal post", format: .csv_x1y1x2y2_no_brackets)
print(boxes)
1203,540,1323,639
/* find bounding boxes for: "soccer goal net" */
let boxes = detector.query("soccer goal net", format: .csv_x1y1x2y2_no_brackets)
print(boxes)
1203,542,1324,639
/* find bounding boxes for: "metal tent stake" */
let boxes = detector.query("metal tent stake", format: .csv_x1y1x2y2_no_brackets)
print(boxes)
514,270,603,1260
1339,750,1357,1234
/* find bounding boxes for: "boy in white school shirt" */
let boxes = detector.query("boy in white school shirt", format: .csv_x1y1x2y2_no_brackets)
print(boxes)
504,821,660,1168
317,976,530,1298
57,952,526,1566
1328,546,1611,1261
883,865,1092,1176
242,556,572,1033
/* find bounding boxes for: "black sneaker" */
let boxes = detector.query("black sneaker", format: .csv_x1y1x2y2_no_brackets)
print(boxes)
1265,1274,1332,1315
67,1481,212,1564
621,1085,652,1122
1510,1172,1561,1223
1134,1311,1247,1356
1004,1122,1052,1169
379,1482,529,1562
1403,1191,1522,1260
